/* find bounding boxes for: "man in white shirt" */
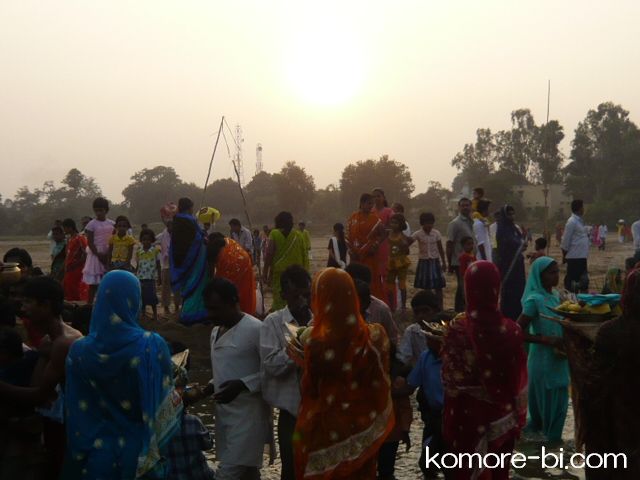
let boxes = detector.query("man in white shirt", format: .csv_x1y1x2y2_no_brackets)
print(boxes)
202,278,269,480
260,265,312,480
229,218,254,257
561,199,590,293
472,200,492,263
632,219,640,256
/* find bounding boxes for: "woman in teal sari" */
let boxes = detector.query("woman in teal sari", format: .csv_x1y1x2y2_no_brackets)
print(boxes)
64,270,182,479
170,198,210,325
263,211,309,311
517,256,569,443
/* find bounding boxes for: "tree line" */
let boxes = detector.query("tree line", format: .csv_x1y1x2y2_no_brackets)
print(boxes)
1,101,638,236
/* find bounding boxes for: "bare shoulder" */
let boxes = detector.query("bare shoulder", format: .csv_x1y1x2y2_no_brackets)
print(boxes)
53,324,83,353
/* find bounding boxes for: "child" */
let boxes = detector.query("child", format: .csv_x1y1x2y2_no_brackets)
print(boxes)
471,187,485,213
166,348,215,480
407,330,445,479
158,220,181,314
527,237,547,264
136,229,161,321
392,202,411,235
49,226,66,283
409,213,447,310
458,236,476,279
386,213,411,310
82,197,115,304
62,218,88,301
298,222,312,261
327,222,347,269
397,290,441,367
109,216,136,271
378,344,414,480
252,229,262,265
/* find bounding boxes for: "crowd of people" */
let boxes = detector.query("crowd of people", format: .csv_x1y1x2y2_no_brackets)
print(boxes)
1,185,639,480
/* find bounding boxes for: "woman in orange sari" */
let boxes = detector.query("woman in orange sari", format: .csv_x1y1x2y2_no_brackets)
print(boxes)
441,261,528,480
207,232,257,315
347,193,386,301
294,267,394,479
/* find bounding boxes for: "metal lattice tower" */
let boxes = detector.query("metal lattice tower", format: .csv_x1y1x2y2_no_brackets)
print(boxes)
256,143,263,175
234,124,245,186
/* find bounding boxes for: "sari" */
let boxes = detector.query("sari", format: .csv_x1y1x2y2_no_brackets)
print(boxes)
65,271,182,479
347,211,385,301
442,261,527,480
170,213,210,325
521,256,569,442
496,205,526,321
64,234,88,301
269,228,309,311
214,237,256,315
583,269,640,479
294,268,394,479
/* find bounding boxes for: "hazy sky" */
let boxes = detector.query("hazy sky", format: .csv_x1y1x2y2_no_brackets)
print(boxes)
2,0,639,202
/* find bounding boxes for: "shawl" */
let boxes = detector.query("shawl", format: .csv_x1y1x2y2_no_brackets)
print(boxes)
294,268,394,479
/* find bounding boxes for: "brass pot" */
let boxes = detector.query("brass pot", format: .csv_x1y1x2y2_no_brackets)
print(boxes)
0,262,22,287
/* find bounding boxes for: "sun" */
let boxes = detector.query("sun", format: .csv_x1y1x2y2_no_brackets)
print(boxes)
284,20,366,107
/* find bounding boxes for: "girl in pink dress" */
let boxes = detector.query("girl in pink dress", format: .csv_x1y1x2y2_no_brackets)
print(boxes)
82,197,115,304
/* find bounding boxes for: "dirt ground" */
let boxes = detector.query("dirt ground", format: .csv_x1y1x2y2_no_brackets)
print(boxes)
2,234,632,479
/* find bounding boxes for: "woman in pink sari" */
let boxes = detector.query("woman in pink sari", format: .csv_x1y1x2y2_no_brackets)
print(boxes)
372,188,394,307
441,261,528,480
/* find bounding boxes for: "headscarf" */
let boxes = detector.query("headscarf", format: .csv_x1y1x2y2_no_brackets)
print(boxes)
603,267,624,295
442,261,527,458
464,261,528,409
522,256,559,307
294,268,394,479
65,271,182,478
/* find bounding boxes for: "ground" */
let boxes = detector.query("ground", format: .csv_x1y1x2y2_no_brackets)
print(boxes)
2,234,632,479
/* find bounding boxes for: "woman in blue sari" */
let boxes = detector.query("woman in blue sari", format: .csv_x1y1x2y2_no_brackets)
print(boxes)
170,198,210,325
497,205,526,321
64,270,182,479
517,257,569,443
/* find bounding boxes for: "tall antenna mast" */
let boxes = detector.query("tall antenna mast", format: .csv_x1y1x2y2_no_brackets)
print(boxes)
256,143,263,175
234,124,245,187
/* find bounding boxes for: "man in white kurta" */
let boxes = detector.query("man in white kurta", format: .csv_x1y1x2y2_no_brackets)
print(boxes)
205,278,269,480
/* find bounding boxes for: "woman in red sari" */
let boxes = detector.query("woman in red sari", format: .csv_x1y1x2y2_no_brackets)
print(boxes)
347,193,386,301
441,261,528,480
372,188,394,307
207,232,256,315
294,267,394,479
62,218,88,301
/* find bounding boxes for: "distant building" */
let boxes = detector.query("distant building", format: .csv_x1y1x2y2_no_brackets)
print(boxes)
511,184,572,218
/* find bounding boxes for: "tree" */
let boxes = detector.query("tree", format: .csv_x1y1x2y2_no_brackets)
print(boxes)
202,178,245,219
494,109,539,178
451,128,497,187
275,162,316,218
565,102,640,208
245,171,280,225
410,181,453,227
339,155,414,212
122,166,186,223
532,120,565,185
307,185,343,227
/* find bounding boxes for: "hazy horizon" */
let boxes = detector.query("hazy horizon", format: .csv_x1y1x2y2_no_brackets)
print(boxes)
2,0,639,202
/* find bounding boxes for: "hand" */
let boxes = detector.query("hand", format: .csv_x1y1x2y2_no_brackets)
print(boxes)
214,379,247,404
